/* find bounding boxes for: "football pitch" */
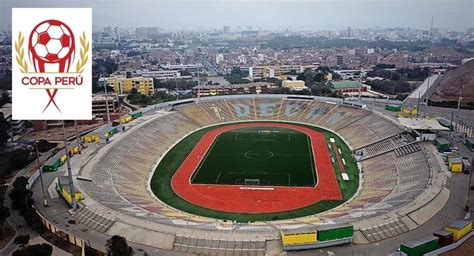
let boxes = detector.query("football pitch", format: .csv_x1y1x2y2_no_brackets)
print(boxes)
190,127,316,187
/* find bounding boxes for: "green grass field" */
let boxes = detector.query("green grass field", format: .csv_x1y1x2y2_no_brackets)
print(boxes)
191,127,316,187
151,122,359,222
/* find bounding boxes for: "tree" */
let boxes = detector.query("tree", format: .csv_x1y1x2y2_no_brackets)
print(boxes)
36,140,52,152
14,234,30,246
391,72,400,81
179,70,191,76
106,235,134,256
311,85,332,96
10,176,33,212
129,88,138,97
224,67,249,84
9,149,32,170
9,176,44,233
0,113,10,146
92,58,118,75
12,243,53,256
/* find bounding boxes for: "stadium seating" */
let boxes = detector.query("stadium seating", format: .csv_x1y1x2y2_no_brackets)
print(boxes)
79,96,434,251
173,235,266,255
72,204,116,232
338,115,404,149
175,98,402,151
358,133,415,159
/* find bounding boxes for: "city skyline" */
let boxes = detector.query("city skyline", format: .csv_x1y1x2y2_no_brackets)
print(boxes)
1,0,473,32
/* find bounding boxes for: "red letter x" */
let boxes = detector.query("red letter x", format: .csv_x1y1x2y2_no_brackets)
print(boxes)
43,89,61,113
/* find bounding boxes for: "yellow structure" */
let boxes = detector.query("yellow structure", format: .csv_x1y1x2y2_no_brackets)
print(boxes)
60,154,67,164
83,134,99,143
59,186,83,205
445,220,472,241
68,145,81,155
448,157,463,173
57,177,83,206
325,72,333,81
282,80,308,91
120,115,132,124
402,107,418,116
281,228,317,246
107,76,154,96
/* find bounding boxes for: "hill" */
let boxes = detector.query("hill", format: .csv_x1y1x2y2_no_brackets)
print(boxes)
430,60,474,107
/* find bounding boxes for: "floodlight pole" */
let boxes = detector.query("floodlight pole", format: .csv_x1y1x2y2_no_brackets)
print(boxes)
358,71,362,102
62,120,77,211
35,140,48,207
424,69,430,117
448,111,454,144
74,120,82,152
416,91,421,118
465,158,473,212
175,77,179,101
457,79,463,111
197,72,200,101
104,77,111,124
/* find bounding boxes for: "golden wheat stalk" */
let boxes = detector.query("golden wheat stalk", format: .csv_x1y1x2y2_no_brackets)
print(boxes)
75,32,90,73
15,32,28,73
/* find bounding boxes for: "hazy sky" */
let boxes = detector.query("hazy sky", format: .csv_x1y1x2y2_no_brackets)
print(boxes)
1,0,473,31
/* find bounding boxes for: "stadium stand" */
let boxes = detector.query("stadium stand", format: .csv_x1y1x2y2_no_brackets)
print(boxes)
357,133,415,159
72,204,116,232
173,235,266,255
74,95,441,254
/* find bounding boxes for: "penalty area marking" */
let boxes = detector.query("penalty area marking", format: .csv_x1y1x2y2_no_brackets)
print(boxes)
239,186,274,191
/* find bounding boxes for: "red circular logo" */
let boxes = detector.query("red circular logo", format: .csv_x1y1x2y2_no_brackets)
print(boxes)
28,20,75,72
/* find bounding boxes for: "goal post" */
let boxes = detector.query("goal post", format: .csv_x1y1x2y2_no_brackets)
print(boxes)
244,179,260,185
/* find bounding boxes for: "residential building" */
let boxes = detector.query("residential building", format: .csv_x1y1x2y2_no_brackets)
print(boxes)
336,55,344,66
216,53,224,64
246,65,317,79
282,80,308,91
223,26,231,34
192,82,270,97
135,27,161,39
140,70,192,80
0,103,26,140
92,93,119,120
106,76,154,96
328,81,367,95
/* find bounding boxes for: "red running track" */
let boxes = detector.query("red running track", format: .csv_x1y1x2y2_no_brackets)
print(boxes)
171,122,342,213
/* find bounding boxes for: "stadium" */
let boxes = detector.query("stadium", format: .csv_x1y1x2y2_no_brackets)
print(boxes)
44,94,449,255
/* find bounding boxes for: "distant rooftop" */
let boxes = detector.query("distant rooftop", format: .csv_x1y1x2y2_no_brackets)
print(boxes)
193,82,270,90
398,118,450,131
328,81,363,89
447,220,471,229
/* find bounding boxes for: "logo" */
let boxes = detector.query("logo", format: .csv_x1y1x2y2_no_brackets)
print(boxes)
12,9,92,120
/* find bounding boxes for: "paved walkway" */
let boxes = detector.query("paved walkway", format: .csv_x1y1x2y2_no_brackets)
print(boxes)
1,151,72,256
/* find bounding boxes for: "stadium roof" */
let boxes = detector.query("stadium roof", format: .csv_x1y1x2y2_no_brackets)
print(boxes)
398,118,450,131
328,81,362,89
192,82,270,90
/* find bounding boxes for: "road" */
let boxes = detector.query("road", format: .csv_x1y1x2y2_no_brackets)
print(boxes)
1,149,69,256
404,74,439,107
199,56,223,76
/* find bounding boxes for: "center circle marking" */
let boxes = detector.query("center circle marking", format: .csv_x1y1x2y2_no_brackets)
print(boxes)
244,150,274,159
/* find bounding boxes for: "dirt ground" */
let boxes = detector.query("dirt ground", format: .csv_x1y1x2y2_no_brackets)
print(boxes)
441,236,474,256
21,123,104,142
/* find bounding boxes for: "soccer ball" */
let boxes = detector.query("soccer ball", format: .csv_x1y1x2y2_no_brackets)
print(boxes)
29,20,74,63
